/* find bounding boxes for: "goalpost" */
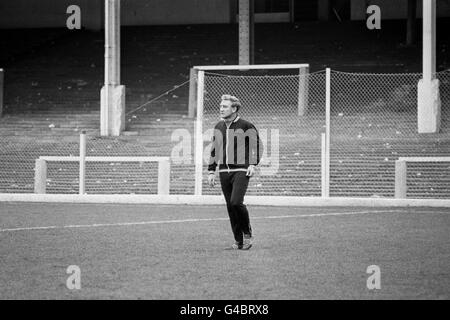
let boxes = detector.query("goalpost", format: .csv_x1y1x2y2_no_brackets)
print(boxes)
191,64,327,197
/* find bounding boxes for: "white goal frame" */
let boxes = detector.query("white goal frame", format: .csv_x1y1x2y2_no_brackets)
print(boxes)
193,64,311,196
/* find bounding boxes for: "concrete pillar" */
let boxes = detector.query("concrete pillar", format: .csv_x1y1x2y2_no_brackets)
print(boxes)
101,85,125,136
417,0,441,133
101,0,125,136
238,0,254,65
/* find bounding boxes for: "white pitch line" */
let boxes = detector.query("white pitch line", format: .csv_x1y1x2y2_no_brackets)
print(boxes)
0,210,412,233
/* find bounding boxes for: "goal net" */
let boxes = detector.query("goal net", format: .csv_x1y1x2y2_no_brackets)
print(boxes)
194,64,326,196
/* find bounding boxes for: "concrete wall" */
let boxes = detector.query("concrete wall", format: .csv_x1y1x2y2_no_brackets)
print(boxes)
121,0,230,26
0,0,102,29
0,0,229,29
3,0,449,28
351,0,450,20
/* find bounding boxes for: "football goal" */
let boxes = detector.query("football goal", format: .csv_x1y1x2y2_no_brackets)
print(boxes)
191,64,327,197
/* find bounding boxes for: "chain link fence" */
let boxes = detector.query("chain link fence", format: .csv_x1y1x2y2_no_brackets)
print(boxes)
0,136,161,194
330,70,450,198
0,69,449,198
0,78,196,195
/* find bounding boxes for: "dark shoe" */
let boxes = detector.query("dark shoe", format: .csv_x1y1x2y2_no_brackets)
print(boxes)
242,235,253,250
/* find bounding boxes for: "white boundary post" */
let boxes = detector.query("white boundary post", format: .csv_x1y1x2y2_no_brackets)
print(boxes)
34,159,47,194
321,133,327,197
157,159,170,195
194,70,205,195
395,160,407,199
324,68,331,197
79,131,86,195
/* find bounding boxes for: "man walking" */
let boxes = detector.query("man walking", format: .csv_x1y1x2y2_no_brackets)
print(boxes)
208,94,263,250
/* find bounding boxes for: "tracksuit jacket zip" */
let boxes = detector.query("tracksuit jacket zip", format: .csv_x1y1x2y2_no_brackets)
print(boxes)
208,116,263,174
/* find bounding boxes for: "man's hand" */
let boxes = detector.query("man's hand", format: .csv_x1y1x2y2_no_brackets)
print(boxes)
208,173,216,187
246,165,256,177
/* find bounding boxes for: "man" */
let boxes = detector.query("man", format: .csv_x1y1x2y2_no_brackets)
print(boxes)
208,94,263,250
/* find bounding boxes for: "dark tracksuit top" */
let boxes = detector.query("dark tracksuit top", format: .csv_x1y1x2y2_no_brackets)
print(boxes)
207,116,264,173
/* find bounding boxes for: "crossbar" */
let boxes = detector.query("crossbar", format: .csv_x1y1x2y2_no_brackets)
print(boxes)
395,157,450,198
34,156,170,195
193,64,309,71
189,63,310,121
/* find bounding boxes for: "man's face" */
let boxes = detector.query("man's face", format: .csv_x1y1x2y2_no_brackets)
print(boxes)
220,100,236,119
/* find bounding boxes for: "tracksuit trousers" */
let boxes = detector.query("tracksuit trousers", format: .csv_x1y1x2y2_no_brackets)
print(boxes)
219,171,252,245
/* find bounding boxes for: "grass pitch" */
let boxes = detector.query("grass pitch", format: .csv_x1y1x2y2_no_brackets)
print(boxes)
1,203,449,299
